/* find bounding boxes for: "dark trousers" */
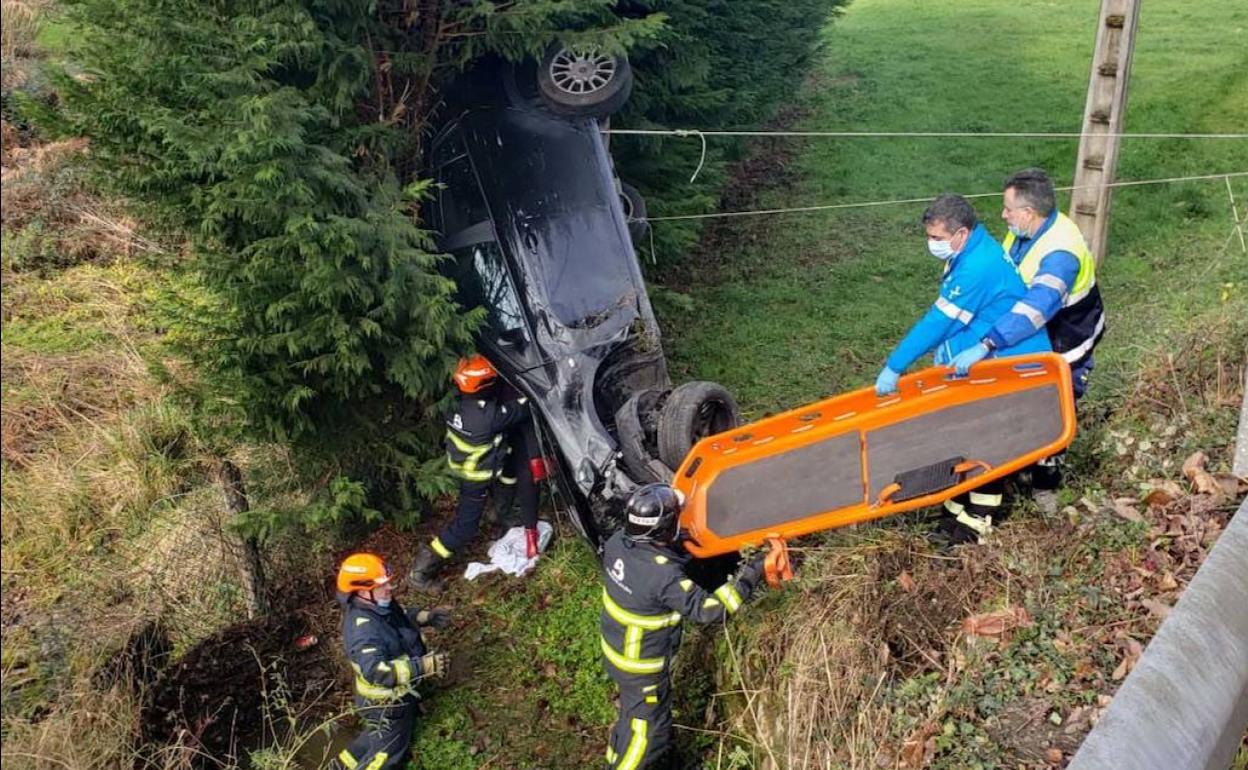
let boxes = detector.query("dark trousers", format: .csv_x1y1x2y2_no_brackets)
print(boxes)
438,438,537,555
606,670,674,770
944,477,1007,521
336,698,416,770
1032,354,1095,491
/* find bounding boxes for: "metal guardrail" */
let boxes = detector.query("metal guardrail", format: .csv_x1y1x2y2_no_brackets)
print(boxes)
1068,496,1248,770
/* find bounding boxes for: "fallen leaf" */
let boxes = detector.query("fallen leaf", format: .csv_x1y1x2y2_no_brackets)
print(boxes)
898,571,917,593
1046,748,1064,764
1142,480,1184,508
1182,452,1224,498
1142,598,1172,620
1158,572,1178,591
899,722,937,769
1215,473,1248,497
1112,638,1144,680
1111,497,1143,523
961,606,1033,639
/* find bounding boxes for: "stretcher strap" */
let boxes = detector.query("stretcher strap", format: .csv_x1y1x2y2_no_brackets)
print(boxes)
875,457,992,506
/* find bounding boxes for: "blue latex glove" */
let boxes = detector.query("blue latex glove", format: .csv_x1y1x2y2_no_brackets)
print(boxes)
951,342,990,376
875,366,900,396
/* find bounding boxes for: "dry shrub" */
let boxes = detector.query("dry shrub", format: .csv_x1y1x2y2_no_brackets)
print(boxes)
0,345,153,466
717,529,1003,769
0,686,142,770
2,135,163,270
0,0,47,62
1124,312,1247,424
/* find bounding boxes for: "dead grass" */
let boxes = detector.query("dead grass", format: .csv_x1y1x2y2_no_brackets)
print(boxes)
719,451,1241,770
0,0,47,63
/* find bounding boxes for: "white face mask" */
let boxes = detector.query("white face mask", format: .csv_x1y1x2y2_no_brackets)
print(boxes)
927,238,956,260
375,596,392,608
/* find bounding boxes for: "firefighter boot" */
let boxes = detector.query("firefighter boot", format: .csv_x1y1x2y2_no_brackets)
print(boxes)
407,545,446,595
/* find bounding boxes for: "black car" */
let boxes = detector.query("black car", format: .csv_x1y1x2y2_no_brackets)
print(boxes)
427,48,740,550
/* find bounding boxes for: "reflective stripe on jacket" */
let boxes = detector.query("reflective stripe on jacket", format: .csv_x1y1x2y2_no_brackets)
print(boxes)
1001,211,1106,365
445,394,530,482
339,594,428,701
599,531,755,677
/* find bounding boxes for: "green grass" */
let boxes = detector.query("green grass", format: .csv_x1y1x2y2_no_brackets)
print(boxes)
649,1,1246,767
408,537,614,769
658,0,1248,417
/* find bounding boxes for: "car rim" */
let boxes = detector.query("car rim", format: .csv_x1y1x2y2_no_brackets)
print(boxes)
548,48,617,95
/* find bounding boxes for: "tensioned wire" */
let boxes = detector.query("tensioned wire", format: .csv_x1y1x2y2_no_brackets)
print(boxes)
638,171,1248,222
603,128,1248,139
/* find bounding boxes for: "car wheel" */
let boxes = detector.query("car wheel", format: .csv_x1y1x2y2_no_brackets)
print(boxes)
537,44,633,118
615,389,673,485
618,180,648,244
658,381,741,470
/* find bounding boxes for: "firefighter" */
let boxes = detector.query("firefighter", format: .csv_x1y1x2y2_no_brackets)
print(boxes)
874,193,1052,543
951,168,1107,513
408,354,542,594
334,553,451,770
601,483,774,769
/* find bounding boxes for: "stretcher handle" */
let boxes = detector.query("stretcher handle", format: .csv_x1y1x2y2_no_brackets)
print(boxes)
873,459,993,506
763,537,794,588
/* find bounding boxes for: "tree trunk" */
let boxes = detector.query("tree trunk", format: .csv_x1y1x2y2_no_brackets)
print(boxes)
218,459,270,618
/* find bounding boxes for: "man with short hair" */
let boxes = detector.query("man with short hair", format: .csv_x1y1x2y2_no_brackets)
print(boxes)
874,193,1051,542
951,168,1107,511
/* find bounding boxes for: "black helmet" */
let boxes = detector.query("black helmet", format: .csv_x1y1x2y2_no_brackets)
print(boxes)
624,483,685,542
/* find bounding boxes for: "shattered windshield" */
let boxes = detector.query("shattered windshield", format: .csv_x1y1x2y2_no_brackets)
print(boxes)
463,108,639,327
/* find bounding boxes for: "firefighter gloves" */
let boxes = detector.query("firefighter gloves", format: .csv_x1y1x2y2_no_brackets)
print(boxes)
419,652,450,679
411,607,453,630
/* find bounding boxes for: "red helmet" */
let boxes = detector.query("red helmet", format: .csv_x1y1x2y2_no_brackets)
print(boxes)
337,553,391,594
453,354,499,394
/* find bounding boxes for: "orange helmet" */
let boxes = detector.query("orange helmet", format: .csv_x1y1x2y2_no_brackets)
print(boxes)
452,354,498,394
337,553,391,594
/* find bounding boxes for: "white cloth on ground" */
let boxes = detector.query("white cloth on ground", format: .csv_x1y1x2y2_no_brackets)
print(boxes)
463,521,553,581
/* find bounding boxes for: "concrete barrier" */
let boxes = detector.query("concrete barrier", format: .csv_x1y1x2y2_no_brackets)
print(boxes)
1068,497,1248,770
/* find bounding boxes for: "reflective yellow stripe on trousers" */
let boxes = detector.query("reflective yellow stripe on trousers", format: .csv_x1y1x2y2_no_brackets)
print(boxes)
618,718,649,770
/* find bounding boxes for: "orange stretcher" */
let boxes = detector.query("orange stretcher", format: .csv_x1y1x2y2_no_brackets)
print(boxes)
672,353,1076,565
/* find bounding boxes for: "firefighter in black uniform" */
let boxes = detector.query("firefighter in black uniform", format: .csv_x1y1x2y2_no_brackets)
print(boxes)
408,354,542,593
334,552,451,770
600,484,776,769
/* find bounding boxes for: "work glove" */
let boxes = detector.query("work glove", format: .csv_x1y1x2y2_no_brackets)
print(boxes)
874,366,901,396
734,552,768,594
410,607,452,629
529,456,549,483
525,526,540,559
419,651,450,680
951,342,990,376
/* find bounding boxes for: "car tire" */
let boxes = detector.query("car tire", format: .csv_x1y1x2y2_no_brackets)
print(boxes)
537,44,633,118
658,381,741,470
615,390,673,485
618,180,648,245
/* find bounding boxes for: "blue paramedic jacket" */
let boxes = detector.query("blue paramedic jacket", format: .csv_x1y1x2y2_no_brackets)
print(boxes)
885,223,1051,373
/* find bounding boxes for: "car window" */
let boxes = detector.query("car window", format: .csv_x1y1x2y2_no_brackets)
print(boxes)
453,241,531,350
463,109,639,328
435,135,491,237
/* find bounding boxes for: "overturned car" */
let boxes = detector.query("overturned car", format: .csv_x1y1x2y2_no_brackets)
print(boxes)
426,48,739,549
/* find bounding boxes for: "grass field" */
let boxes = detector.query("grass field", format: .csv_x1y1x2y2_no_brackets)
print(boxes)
658,0,1247,416
648,1,1246,767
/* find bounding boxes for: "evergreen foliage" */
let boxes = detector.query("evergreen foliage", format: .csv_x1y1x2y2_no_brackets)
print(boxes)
615,0,848,262
48,0,837,527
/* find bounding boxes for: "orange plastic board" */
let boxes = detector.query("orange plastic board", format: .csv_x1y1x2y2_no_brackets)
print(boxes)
674,353,1076,557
